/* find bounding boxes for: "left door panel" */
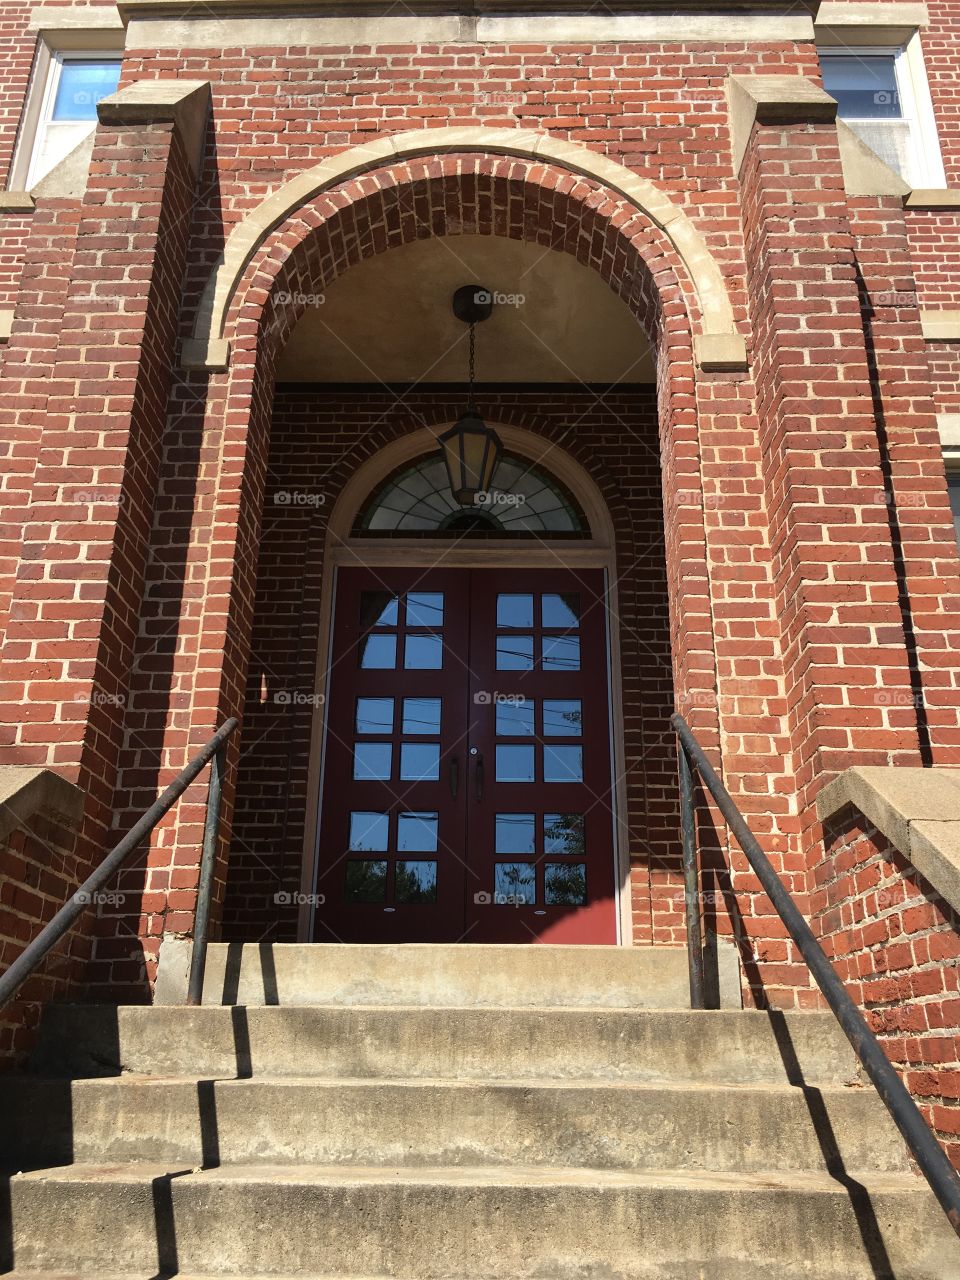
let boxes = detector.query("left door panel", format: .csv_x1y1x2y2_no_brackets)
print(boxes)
313,568,471,941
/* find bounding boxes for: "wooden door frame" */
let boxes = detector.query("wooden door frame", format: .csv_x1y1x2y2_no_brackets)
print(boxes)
296,423,635,944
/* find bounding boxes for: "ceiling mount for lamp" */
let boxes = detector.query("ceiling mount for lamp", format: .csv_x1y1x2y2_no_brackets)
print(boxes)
439,284,503,507
452,284,494,326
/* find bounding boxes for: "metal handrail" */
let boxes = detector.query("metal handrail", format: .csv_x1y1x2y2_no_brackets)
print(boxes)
672,711,960,1236
0,717,238,1013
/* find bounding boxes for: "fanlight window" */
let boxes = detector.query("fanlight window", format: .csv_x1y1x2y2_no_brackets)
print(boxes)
357,453,588,536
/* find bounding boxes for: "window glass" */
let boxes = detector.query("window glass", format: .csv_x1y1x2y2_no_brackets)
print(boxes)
543,745,584,783
820,54,900,118
496,635,534,670
359,634,397,669
52,60,121,121
406,592,444,627
543,700,582,736
404,634,443,669
395,861,438,903
497,594,534,628
348,811,389,852
353,743,392,781
397,811,439,852
542,635,580,670
496,699,535,736
495,813,536,855
495,862,537,905
402,697,441,735
544,863,587,906
400,742,440,781
356,698,394,734
345,860,388,903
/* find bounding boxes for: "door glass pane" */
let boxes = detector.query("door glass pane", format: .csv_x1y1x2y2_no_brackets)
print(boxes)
359,634,397,669
544,813,585,857
400,742,441,781
497,594,534,628
544,863,587,906
495,862,537,905
543,699,582,736
353,742,392,780
349,811,389,851
544,745,583,783
542,635,580,670
396,861,438,903
345,860,388,902
496,635,534,670
496,698,535,736
406,592,444,627
405,633,443,669
542,593,580,628
495,813,536,854
360,591,399,628
355,697,394,734
496,744,536,782
402,697,441,735
397,811,439,852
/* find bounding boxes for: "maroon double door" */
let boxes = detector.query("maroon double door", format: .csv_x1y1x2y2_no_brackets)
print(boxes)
313,566,618,943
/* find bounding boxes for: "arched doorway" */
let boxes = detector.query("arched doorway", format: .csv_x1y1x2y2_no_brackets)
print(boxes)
211,155,714,955
305,428,626,945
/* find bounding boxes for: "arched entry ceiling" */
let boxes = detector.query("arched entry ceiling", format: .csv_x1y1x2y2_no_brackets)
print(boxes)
183,126,747,372
276,236,655,384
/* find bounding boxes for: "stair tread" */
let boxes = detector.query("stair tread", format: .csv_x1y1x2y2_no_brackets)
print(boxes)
7,1160,933,1193
20,1072,868,1093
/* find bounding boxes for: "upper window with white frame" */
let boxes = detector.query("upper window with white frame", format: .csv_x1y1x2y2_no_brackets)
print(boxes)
818,42,946,188
10,47,121,192
25,53,121,188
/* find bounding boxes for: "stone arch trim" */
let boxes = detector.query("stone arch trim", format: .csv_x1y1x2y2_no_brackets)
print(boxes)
184,126,746,371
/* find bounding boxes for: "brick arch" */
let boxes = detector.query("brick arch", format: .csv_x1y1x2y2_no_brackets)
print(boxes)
187,126,744,370
228,153,691,384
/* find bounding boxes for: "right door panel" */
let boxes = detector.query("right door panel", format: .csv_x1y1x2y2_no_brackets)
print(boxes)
463,568,618,943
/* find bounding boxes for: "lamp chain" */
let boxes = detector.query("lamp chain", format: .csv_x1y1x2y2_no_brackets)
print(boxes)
468,321,476,410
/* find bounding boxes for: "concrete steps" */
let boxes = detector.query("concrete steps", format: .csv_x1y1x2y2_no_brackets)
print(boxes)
1,1075,912,1174
153,940,742,1008
5,1162,956,1278
2,942,958,1278
28,1003,860,1083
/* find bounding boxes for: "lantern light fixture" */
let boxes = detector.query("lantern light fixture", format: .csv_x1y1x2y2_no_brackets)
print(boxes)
438,285,504,506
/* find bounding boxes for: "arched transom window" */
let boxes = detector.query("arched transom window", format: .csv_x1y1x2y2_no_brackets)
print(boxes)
356,452,588,537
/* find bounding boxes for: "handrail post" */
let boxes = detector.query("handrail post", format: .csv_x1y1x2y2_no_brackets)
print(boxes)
678,741,706,1010
186,740,226,1006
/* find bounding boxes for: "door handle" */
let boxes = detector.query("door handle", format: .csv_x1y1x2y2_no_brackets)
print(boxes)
449,756,459,798
474,752,484,802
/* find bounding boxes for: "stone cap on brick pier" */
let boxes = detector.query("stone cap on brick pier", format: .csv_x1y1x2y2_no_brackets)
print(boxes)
0,767,84,843
817,766,960,914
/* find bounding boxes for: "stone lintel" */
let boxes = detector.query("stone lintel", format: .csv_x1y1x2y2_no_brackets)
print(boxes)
920,310,960,341
905,189,960,210
815,1,928,46
0,192,36,214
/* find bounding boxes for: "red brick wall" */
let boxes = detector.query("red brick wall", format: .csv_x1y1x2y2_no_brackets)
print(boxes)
222,384,680,944
814,811,960,1169
0,799,86,1062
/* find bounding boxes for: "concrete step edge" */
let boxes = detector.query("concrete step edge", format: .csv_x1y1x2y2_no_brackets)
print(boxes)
8,1161,934,1194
